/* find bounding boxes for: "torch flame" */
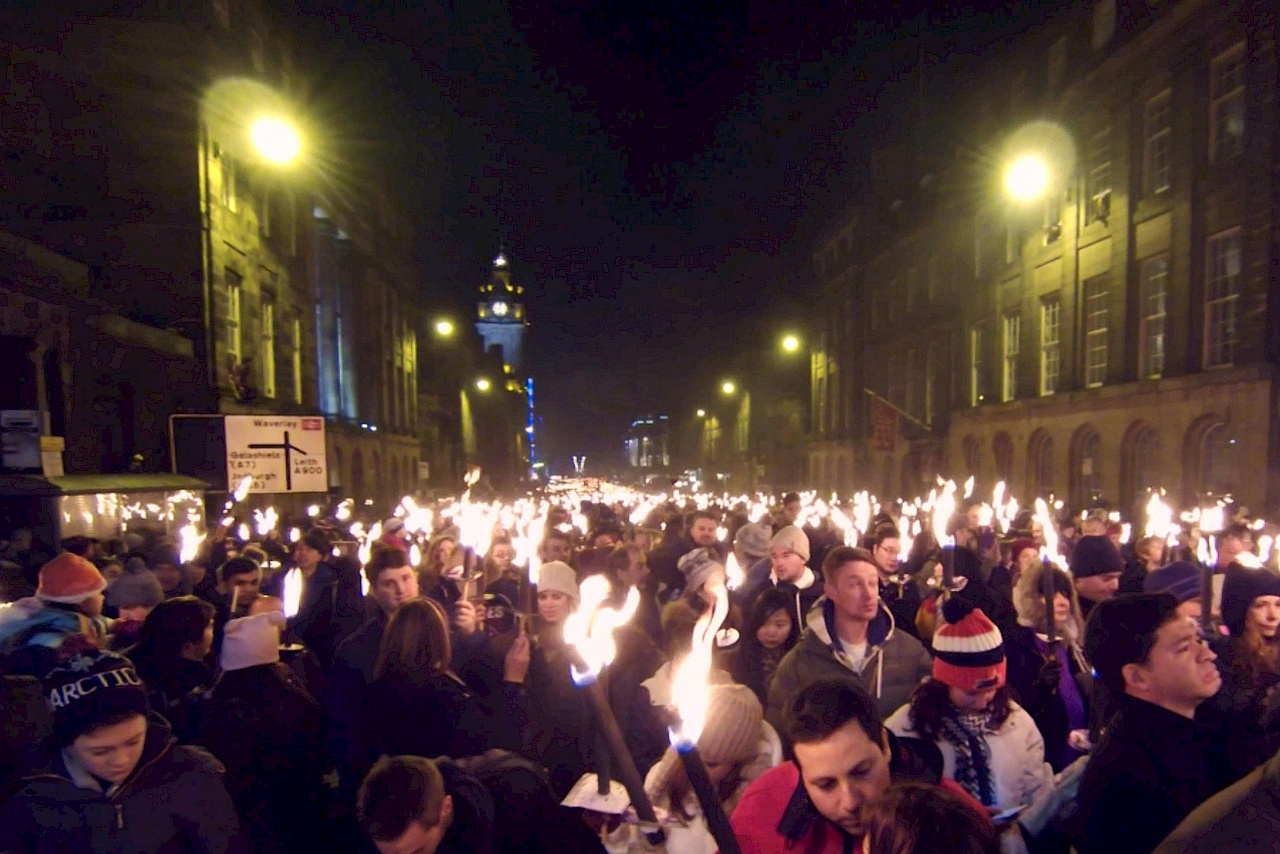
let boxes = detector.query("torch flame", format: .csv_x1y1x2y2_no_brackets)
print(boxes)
1144,492,1173,539
1034,498,1065,570
669,580,730,747
254,507,278,538
178,524,205,564
563,575,640,684
932,481,957,548
232,476,253,503
725,552,744,591
962,476,975,499
282,567,303,618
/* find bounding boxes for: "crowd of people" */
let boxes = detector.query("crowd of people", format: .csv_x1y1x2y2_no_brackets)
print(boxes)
1,489,1280,853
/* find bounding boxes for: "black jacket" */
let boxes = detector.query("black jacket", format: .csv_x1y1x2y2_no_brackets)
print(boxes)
1074,695,1245,854
1004,626,1091,772
194,663,324,854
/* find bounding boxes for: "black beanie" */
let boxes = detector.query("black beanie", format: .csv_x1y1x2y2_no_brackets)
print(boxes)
1221,564,1280,637
1083,592,1179,694
43,650,148,746
1070,535,1125,579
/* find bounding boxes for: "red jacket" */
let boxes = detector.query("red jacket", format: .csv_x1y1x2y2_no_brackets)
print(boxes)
730,734,990,853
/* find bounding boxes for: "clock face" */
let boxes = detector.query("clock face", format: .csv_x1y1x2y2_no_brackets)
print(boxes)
492,301,509,317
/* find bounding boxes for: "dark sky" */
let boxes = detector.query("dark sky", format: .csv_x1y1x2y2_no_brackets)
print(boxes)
295,1,1050,473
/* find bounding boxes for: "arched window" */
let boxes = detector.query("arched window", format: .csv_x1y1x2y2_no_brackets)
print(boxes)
1070,426,1103,508
1120,423,1161,514
1202,423,1238,497
1028,430,1055,497
993,432,1014,483
371,451,382,500
350,449,364,502
962,435,981,478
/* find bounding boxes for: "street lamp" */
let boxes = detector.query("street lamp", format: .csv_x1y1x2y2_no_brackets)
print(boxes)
435,319,455,338
696,409,706,418
249,116,302,165
1003,155,1050,202
781,334,801,353
475,378,492,392
721,381,737,396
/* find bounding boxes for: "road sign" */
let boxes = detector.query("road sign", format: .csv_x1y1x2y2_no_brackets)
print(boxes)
224,415,327,494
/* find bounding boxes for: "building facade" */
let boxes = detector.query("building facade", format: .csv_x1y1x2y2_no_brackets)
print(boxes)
808,0,1278,515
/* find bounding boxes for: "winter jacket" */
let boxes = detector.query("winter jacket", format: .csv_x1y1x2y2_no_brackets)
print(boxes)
1074,695,1246,854
609,624,670,779
193,663,323,854
730,731,988,854
325,611,387,780
884,698,1054,812
128,653,212,743
0,716,247,854
743,568,823,632
766,598,932,733
1,674,50,802
525,621,594,797
365,667,529,763
1153,743,1280,853
1004,626,1092,772
0,598,111,679
1210,637,1280,770
879,576,924,642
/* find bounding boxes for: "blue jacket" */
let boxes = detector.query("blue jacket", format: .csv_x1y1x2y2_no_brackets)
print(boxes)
0,599,111,679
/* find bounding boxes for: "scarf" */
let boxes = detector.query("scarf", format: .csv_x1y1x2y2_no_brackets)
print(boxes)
938,709,998,806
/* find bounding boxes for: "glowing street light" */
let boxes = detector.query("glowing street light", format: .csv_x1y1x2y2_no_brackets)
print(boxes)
435,319,455,337
1004,155,1050,202
721,381,737,396
781,334,801,353
249,116,302,165
696,409,707,418
475,378,492,392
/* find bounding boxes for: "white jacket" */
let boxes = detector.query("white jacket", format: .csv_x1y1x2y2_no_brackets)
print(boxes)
884,699,1053,812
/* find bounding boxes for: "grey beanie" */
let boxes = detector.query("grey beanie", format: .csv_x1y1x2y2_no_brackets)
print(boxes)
105,558,165,610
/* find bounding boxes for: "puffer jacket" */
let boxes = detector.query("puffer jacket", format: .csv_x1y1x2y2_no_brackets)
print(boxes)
766,598,932,731
0,716,247,853
884,697,1055,812
0,598,111,679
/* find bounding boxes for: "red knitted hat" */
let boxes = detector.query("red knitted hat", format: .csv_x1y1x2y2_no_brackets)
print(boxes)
37,553,107,604
931,597,1006,693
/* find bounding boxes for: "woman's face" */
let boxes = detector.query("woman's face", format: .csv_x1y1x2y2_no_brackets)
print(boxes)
1248,595,1280,639
755,609,793,650
434,539,456,564
1051,591,1072,626
948,684,999,712
702,759,736,786
538,591,572,624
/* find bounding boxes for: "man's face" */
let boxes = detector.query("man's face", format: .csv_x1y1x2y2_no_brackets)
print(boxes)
294,543,321,570
1219,534,1246,568
825,561,880,623
793,721,892,838
1128,616,1221,708
771,547,807,584
154,563,182,593
70,714,147,784
224,571,261,609
1175,599,1203,622
540,538,570,564
967,506,983,530
374,567,419,616
1081,518,1107,537
491,544,515,570
690,518,718,546
783,500,801,524
871,539,900,577
593,533,619,548
372,796,454,854
1074,572,1121,603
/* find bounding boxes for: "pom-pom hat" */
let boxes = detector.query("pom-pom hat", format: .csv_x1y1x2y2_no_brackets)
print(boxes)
931,597,1007,693
37,553,107,604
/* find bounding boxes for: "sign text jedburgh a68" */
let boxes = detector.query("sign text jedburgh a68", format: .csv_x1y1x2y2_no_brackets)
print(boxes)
224,416,328,494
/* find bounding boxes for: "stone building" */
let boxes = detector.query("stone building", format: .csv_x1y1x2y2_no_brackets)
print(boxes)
808,0,1278,515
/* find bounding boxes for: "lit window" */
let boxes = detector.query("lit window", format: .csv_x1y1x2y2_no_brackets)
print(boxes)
1040,299,1060,395
292,316,303,404
1205,229,1242,367
1086,128,1112,222
1084,276,1109,387
1210,43,1246,163
220,155,238,213
1002,313,1020,402
969,323,987,406
1139,255,1168,377
261,301,276,398
225,270,242,366
1143,90,1172,195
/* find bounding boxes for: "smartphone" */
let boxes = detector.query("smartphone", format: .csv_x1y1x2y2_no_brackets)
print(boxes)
992,805,1026,822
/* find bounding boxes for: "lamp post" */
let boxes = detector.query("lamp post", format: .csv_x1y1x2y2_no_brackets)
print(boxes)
434,319,455,338
781,333,802,354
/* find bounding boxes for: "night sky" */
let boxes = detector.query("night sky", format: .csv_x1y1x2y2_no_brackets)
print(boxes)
294,1,1047,472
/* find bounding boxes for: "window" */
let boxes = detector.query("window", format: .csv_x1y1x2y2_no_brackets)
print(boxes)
993,432,1014,483
1143,90,1172,195
219,155,238,213
1030,431,1055,496
261,301,276,398
291,315,303,404
1210,43,1246,163
1085,128,1112,222
1205,229,1242,367
969,323,987,406
1139,255,1168,377
1074,429,1103,506
1005,220,1020,264
259,186,271,237
924,341,939,424
1002,312,1020,402
1083,276,1109,387
225,269,242,365
1040,298,1060,395
1201,423,1238,496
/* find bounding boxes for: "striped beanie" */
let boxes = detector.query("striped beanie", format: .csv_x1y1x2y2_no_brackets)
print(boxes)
931,597,1006,693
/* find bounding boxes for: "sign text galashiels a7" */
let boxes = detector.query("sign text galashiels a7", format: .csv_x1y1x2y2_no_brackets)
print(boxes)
224,416,328,494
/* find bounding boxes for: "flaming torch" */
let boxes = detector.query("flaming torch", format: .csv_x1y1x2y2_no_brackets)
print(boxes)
281,567,303,619
562,576,664,843
932,480,958,591
667,578,742,854
1034,498,1063,646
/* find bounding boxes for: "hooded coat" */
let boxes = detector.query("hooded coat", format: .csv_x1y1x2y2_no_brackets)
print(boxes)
0,716,247,854
766,598,932,733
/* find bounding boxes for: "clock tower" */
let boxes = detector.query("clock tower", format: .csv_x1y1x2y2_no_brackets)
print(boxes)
474,252,527,373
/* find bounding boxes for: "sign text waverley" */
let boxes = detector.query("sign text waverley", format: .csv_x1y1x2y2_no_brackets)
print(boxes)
224,416,328,494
